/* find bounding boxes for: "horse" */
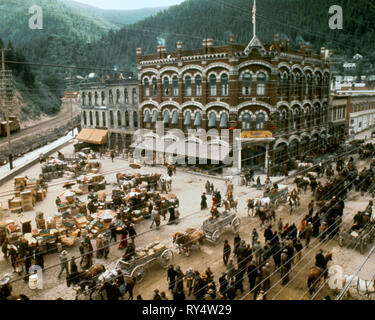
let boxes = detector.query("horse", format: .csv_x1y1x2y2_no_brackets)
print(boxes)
294,176,310,194
255,207,274,227
173,229,204,256
97,270,136,300
287,192,300,215
223,199,238,212
307,252,333,295
67,264,106,297
161,176,172,192
247,199,259,217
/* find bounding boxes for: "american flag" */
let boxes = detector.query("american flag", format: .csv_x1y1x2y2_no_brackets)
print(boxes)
252,0,256,25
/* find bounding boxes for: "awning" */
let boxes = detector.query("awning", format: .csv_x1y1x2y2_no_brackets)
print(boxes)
220,114,228,129
172,111,179,125
163,111,170,124
152,111,158,123
77,128,108,145
184,112,192,125
194,113,202,126
143,110,150,123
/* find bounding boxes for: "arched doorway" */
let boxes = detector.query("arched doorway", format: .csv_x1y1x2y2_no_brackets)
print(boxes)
242,145,266,171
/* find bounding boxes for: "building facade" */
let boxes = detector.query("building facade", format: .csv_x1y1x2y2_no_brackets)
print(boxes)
137,34,332,174
80,78,139,150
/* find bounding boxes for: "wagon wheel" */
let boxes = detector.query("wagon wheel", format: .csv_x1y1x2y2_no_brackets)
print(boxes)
131,265,145,283
212,230,221,243
338,234,344,247
159,249,174,268
231,217,240,234
274,199,279,209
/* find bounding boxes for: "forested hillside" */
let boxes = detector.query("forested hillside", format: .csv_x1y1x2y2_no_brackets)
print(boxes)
75,0,375,77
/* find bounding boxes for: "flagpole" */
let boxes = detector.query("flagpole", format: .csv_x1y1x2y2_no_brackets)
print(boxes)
253,0,256,38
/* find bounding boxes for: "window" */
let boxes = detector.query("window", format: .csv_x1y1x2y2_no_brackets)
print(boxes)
133,112,138,127
117,111,122,127
242,72,251,95
220,113,228,129
124,89,129,103
316,76,321,97
82,92,86,106
172,110,179,127
172,76,179,96
281,111,287,129
101,91,105,105
208,112,217,128
95,111,99,126
256,113,265,130
102,112,106,127
144,78,150,97
209,74,217,96
152,78,157,96
257,72,266,96
110,111,114,127
132,88,137,104
152,110,158,124
292,111,298,130
304,110,309,127
185,76,192,96
194,111,202,128
116,89,120,104
94,92,98,105
221,74,228,96
308,76,312,96
282,74,288,97
83,111,87,126
125,111,129,127
109,90,113,104
195,75,202,96
184,111,192,130
163,78,170,96
304,76,309,96
143,110,151,124
89,111,93,126
163,110,170,125
242,113,251,130
333,107,337,121
88,92,92,105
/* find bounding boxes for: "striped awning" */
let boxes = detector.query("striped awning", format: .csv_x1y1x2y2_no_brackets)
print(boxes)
77,128,108,145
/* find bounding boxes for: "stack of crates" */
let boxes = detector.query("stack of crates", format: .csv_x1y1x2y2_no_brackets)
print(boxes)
20,191,34,212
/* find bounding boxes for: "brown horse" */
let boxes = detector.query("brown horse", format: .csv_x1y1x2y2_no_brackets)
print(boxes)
307,252,333,294
173,229,204,256
223,199,238,212
67,264,106,288
98,277,136,300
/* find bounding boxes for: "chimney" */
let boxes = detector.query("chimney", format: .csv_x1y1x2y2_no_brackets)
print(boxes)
274,34,280,51
160,46,167,59
136,48,142,63
157,45,162,59
300,42,305,54
207,38,213,54
202,38,207,54
320,47,325,59
177,41,183,56
229,34,235,45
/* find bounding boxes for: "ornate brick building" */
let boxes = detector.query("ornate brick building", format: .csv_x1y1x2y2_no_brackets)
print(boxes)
80,78,139,150
137,34,332,174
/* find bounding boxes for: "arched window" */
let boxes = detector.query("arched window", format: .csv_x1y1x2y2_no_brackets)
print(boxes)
143,110,151,125
256,113,265,130
152,110,158,124
194,111,202,128
133,112,138,127
109,90,113,104
125,111,129,127
257,72,266,96
163,78,170,96
184,110,192,130
308,75,313,97
282,73,288,97
89,111,93,126
221,74,228,96
152,78,157,96
219,113,228,129
304,109,309,127
242,72,252,95
110,111,114,127
102,112,106,127
116,89,120,103
124,89,129,103
185,76,192,96
292,110,298,130
94,92,98,105
132,88,137,104
83,111,87,126
195,75,202,96
88,92,92,105
208,112,217,128
172,110,179,128
101,91,105,105
144,78,150,97
163,110,170,126
242,113,251,130
117,111,122,127
82,92,86,106
281,110,287,129
209,74,217,96
172,76,179,96
316,76,322,98
95,111,99,126
295,74,300,96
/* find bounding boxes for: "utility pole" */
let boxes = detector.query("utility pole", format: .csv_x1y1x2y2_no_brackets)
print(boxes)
66,70,74,136
1,48,13,170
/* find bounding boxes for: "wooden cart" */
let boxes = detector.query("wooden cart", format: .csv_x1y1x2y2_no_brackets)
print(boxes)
202,211,240,244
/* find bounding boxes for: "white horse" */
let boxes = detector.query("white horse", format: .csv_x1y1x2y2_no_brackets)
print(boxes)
328,265,375,298
247,197,271,217
161,176,172,191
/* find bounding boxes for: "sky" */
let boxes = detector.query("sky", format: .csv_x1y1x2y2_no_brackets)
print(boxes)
73,0,185,10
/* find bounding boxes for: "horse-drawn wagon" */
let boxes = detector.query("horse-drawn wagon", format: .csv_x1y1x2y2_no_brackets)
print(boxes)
338,224,375,254
202,211,240,243
114,242,173,283
263,185,288,209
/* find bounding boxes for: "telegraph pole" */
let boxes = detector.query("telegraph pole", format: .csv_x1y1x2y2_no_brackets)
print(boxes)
1,48,13,170
66,70,74,136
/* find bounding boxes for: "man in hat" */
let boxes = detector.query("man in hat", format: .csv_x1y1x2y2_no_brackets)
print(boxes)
280,249,290,285
305,222,313,248
153,289,162,300
174,266,184,294
167,265,177,293
58,250,69,279
223,240,231,266
185,267,195,296
201,192,208,210
219,272,228,299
